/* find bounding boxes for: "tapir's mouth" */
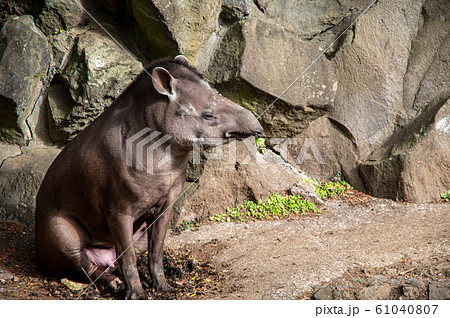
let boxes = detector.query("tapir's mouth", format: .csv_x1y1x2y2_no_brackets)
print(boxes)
225,131,254,140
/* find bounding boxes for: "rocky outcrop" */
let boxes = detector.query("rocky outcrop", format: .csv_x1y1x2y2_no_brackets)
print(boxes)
37,0,87,36
206,15,337,137
0,0,449,225
49,27,143,141
0,0,42,24
331,0,449,158
360,100,450,202
0,15,52,145
352,0,450,202
131,0,222,61
175,139,321,222
274,116,363,190
252,0,354,41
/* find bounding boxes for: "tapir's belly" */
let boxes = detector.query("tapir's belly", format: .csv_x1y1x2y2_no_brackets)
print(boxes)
84,247,117,273
84,231,146,272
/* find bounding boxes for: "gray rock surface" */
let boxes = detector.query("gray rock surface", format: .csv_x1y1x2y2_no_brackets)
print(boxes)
176,138,319,223
253,0,351,40
355,281,393,300
360,99,450,202
207,15,337,137
0,148,60,224
53,28,143,140
221,0,250,22
429,281,450,300
37,0,87,35
132,0,222,61
0,15,52,145
274,116,362,189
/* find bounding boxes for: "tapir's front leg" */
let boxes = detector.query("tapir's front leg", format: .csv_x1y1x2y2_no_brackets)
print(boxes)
108,213,147,300
148,207,173,292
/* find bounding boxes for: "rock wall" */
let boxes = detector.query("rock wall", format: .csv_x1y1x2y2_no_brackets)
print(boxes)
0,0,449,225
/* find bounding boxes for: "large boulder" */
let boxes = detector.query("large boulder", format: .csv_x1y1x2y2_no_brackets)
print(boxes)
221,0,250,22
330,0,449,158
175,138,321,223
252,0,352,40
360,100,450,203
0,0,43,25
131,0,222,61
252,0,449,201
0,148,60,224
48,28,143,142
206,15,337,137
0,15,52,145
353,0,450,201
273,116,363,190
36,0,87,35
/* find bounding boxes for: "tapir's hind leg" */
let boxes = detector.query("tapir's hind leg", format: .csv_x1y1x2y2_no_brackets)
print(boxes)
35,214,122,292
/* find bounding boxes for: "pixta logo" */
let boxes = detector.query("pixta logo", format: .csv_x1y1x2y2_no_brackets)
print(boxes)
125,128,171,174
126,128,327,175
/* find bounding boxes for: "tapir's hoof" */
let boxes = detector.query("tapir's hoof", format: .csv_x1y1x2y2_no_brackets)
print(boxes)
97,273,123,295
153,282,174,294
125,288,149,300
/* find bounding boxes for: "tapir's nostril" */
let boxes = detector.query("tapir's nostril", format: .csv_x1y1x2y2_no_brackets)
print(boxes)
253,130,263,138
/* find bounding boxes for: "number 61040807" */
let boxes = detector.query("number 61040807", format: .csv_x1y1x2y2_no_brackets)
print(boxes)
375,304,438,315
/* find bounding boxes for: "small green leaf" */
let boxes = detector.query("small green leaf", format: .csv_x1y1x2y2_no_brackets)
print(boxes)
255,136,266,154
441,190,450,202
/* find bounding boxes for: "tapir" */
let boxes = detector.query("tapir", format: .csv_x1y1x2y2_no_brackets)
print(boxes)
35,55,263,299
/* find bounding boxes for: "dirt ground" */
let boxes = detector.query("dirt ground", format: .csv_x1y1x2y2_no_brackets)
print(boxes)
0,192,449,300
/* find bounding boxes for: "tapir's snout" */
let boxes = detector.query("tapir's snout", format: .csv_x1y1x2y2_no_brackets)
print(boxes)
241,107,264,137
253,129,263,138
224,106,264,140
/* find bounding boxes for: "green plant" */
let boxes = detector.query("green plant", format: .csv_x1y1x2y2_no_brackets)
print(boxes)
209,193,320,224
177,177,353,232
440,190,450,202
174,217,203,233
302,176,352,200
255,136,266,154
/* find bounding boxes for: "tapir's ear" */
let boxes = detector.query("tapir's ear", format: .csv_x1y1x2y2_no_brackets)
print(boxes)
151,67,177,99
174,55,189,65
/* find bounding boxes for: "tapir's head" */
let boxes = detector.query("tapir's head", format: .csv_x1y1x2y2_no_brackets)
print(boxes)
147,55,263,150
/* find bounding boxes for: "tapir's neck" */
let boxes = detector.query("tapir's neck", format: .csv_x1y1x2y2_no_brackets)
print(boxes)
120,96,191,176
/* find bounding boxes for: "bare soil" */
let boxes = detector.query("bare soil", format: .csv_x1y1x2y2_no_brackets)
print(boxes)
0,192,449,300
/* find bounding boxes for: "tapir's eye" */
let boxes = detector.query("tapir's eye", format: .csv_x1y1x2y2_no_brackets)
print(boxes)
202,112,214,120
